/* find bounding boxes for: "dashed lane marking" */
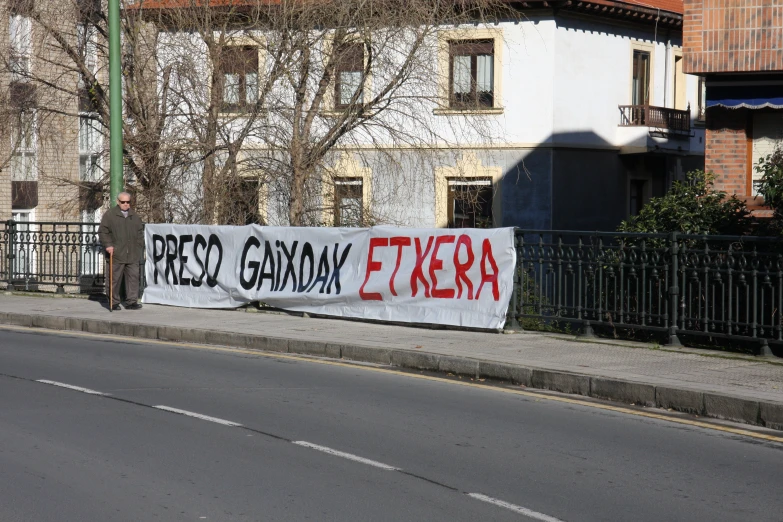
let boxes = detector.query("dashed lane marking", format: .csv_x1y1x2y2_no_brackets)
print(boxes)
468,493,566,522
36,379,107,396
152,405,243,427
4,324,783,444
292,441,399,471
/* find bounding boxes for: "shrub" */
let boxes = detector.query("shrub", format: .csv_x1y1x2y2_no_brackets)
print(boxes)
618,170,751,236
754,147,783,232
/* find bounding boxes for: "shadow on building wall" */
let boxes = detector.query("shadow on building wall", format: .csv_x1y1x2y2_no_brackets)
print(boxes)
498,130,704,232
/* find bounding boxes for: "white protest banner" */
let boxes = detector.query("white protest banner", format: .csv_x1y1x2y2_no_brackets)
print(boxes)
142,225,516,330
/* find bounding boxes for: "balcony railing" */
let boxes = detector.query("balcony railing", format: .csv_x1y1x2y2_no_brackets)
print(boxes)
618,104,691,135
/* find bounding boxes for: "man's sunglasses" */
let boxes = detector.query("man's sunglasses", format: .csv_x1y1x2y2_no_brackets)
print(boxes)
118,200,131,204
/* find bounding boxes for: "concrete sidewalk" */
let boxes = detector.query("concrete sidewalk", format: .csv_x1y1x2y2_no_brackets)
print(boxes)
2,293,783,431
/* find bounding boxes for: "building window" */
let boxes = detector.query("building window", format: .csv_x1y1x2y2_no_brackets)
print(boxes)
236,177,261,225
632,50,650,106
673,55,686,110
751,112,783,196
447,178,493,228
697,76,706,122
79,113,102,182
334,42,364,109
11,110,36,181
9,14,31,82
77,23,98,89
10,208,36,280
629,179,646,216
334,178,363,227
219,46,258,112
80,207,102,275
449,40,494,109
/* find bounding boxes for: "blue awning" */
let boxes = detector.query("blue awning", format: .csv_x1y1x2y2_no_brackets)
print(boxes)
707,84,783,109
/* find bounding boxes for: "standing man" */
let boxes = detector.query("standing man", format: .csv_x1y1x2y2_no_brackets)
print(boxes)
99,192,145,310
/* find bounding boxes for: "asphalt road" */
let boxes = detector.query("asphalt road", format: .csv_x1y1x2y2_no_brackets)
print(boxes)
1,327,782,522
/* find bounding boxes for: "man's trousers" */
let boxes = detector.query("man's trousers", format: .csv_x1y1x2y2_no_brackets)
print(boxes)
105,259,140,306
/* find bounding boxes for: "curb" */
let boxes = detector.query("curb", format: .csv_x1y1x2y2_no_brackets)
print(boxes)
4,311,783,432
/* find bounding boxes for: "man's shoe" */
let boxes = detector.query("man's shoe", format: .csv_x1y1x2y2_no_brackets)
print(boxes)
111,304,122,311
125,303,143,310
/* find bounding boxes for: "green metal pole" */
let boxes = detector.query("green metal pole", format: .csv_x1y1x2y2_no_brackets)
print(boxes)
108,0,123,205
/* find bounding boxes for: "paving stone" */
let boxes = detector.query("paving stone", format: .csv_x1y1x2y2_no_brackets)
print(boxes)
391,350,440,371
760,402,783,431
704,393,760,425
31,315,66,330
656,386,704,414
341,345,391,365
288,339,327,356
590,378,656,407
439,356,479,377
82,319,110,334
531,370,590,395
157,326,184,341
478,361,532,386
4,313,32,327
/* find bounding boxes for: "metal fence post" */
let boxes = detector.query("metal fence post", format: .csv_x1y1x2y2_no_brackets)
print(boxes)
668,232,682,346
505,231,522,332
5,220,15,289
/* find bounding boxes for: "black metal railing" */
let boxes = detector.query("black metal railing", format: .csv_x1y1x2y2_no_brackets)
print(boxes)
2,221,781,354
507,230,783,354
1,220,105,293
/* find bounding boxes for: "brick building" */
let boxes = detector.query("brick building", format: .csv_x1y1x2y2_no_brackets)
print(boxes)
683,0,783,208
2,0,90,225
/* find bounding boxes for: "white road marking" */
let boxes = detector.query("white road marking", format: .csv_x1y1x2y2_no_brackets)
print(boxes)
292,441,399,471
153,406,242,427
36,380,107,396
468,493,565,522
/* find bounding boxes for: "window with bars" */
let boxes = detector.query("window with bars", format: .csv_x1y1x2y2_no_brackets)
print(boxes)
334,178,363,227
334,42,364,109
449,40,494,109
219,46,258,112
447,178,493,228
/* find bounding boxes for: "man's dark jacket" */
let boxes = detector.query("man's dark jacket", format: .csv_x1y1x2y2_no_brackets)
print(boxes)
98,206,145,264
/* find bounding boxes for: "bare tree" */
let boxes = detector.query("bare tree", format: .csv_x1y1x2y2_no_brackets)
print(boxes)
2,0,514,225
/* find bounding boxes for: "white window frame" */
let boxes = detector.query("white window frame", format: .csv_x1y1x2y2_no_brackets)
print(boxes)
216,36,265,114
79,114,103,182
334,178,364,227
10,208,36,280
435,151,502,227
11,109,37,181
80,208,103,275
630,41,655,107
321,152,372,227
447,177,494,229
77,23,98,89
9,14,32,82
435,28,504,115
